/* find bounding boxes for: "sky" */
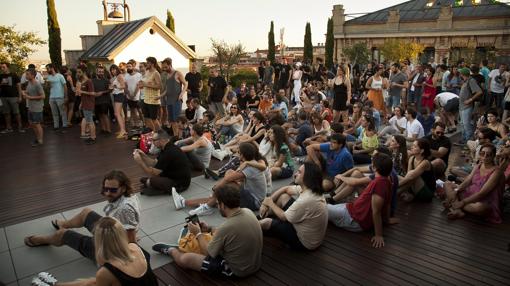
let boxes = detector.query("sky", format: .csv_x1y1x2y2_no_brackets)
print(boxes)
2,0,407,61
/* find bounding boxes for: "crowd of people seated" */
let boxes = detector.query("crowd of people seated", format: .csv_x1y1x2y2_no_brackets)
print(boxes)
8,56,510,284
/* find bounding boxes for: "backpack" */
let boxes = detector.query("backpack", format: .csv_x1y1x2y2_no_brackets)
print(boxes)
139,132,153,154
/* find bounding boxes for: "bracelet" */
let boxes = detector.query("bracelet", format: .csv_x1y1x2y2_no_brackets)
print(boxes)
195,232,203,238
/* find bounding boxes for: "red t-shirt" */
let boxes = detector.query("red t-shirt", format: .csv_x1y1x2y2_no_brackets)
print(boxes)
80,79,95,111
346,176,392,230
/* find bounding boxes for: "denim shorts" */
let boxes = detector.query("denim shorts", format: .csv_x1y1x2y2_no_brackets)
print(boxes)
28,111,43,123
167,101,182,122
83,110,94,123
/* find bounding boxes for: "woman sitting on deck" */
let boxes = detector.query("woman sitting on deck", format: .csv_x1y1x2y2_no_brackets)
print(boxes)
31,217,157,286
443,143,504,223
398,138,436,202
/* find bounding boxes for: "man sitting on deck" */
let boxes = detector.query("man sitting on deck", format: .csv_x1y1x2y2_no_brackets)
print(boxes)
153,184,263,278
259,162,328,251
134,129,192,195
305,133,354,192
327,152,394,248
23,170,141,262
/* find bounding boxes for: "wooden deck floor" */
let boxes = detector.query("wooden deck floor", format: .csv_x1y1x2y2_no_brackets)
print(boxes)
154,201,510,286
1,126,509,285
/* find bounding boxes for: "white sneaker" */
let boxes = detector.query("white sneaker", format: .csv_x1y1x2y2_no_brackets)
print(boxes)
171,188,185,210
189,203,214,216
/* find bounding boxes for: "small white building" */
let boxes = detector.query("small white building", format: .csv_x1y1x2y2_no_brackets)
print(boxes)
64,15,196,73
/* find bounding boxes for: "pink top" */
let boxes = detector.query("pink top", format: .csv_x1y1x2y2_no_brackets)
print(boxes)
463,165,503,223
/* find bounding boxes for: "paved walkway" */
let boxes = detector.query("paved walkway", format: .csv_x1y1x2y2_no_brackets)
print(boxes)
0,173,293,286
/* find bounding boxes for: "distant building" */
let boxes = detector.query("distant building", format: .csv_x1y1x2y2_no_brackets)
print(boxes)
64,1,196,73
331,0,510,64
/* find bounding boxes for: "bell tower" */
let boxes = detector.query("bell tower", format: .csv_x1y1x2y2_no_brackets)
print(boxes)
97,0,131,35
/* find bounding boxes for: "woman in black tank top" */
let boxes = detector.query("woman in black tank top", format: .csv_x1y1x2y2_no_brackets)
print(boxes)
32,217,157,286
398,139,436,202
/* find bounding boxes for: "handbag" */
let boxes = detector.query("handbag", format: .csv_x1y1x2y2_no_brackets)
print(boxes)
139,132,153,154
178,231,213,255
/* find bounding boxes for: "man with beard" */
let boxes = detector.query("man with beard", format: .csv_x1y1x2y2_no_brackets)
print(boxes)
23,170,141,262
124,62,143,128
152,184,263,278
92,65,112,134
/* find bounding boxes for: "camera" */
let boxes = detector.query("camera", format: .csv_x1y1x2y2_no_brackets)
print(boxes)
185,214,200,224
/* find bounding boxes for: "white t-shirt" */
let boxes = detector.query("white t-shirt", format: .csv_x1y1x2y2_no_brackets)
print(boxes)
124,72,142,100
21,72,45,85
389,116,407,131
193,105,207,122
405,119,425,139
441,70,450,91
436,92,459,106
489,69,506,94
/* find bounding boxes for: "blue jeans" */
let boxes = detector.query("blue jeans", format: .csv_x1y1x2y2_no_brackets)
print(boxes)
49,98,67,128
389,95,401,109
408,90,422,112
460,107,474,142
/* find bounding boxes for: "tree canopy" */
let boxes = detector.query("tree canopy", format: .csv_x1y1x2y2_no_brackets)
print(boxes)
267,21,275,64
166,10,175,33
47,0,62,68
379,39,424,63
0,25,45,74
303,22,313,63
342,42,370,66
325,18,334,69
210,39,246,82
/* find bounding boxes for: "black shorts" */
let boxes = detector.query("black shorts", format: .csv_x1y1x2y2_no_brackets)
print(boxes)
113,93,125,103
201,255,235,278
127,99,139,109
264,198,307,251
444,98,459,113
62,211,102,262
505,101,510,111
95,103,110,115
143,103,159,120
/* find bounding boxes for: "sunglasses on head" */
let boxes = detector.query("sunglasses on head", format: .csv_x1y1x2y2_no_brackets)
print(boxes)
102,187,119,194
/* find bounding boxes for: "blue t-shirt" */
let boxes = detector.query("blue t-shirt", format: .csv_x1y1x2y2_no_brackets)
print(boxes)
46,73,66,99
319,144,354,177
296,121,313,146
417,113,435,136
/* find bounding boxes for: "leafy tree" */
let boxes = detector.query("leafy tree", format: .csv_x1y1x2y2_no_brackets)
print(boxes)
47,0,62,68
303,22,313,63
210,39,246,82
325,18,334,69
0,25,45,74
166,10,175,33
267,21,275,64
379,39,424,63
342,42,370,66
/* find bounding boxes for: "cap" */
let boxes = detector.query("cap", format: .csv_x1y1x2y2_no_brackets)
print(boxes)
459,67,471,76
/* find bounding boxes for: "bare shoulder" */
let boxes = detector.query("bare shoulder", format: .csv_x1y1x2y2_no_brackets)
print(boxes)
96,266,116,285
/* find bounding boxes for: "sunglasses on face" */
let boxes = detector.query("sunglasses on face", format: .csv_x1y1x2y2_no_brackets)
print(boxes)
102,187,119,194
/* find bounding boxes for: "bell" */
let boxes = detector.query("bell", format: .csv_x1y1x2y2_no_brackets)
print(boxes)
108,8,123,19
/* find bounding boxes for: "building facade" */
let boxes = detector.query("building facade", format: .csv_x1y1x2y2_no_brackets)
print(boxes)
332,0,510,64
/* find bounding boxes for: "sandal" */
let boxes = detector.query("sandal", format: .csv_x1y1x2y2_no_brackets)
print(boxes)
37,272,58,286
51,220,62,230
24,236,48,247
32,277,50,286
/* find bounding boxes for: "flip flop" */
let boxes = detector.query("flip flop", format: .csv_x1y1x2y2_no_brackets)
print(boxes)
24,236,49,247
51,220,60,230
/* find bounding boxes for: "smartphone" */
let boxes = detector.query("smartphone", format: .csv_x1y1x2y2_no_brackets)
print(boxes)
185,214,200,224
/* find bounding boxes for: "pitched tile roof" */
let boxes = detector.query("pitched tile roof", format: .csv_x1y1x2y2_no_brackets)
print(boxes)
80,17,150,60
346,0,510,24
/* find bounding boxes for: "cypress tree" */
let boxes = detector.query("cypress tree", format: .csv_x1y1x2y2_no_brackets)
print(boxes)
325,18,334,69
268,21,275,64
47,0,62,68
166,10,175,33
303,22,313,63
